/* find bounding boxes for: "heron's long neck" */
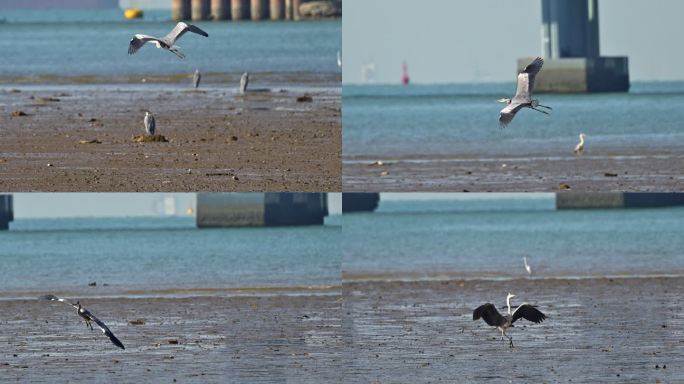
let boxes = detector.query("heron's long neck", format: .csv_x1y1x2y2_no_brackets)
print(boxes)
506,296,512,315
579,136,585,145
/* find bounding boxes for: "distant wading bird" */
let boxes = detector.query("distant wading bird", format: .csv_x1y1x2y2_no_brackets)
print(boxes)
473,293,546,348
144,111,156,135
193,69,201,89
128,22,209,59
523,256,532,275
240,72,249,94
498,57,552,128
574,133,586,154
40,294,125,350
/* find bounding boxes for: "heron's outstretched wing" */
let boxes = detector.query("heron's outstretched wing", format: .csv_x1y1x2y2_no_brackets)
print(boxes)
473,303,506,327
128,35,159,55
511,304,546,324
163,22,209,45
39,294,79,309
83,309,125,350
499,102,524,129
515,57,544,100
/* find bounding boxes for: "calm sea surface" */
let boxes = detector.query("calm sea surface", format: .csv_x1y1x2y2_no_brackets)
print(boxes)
0,10,341,77
0,216,341,295
343,82,684,158
342,195,684,279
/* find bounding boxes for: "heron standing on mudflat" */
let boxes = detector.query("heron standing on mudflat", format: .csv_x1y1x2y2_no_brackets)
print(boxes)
128,22,209,59
473,293,546,348
240,72,249,94
193,69,202,89
574,133,586,154
40,294,125,349
498,57,552,128
144,111,156,136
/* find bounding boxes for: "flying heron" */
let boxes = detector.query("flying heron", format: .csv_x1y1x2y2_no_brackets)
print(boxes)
523,256,532,275
239,72,249,95
193,69,201,89
574,133,586,154
128,22,209,59
473,293,546,348
498,57,552,128
40,294,125,350
144,111,156,136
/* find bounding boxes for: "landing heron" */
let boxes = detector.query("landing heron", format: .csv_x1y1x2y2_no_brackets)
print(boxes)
473,293,546,348
40,294,125,350
144,111,156,136
574,133,586,154
498,57,552,128
240,72,249,95
193,69,202,89
128,22,209,59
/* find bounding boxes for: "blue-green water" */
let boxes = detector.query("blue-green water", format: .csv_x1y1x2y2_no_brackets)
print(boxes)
0,10,341,77
343,195,684,278
343,82,684,158
0,217,340,293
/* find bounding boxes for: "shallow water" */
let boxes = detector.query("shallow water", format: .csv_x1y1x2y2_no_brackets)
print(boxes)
0,9,341,76
0,217,341,294
342,196,684,278
343,82,684,158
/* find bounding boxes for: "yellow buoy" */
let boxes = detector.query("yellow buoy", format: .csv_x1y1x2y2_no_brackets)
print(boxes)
124,8,144,20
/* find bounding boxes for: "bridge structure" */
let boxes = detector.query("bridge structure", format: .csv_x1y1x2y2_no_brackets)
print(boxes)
0,195,13,230
518,0,629,93
171,0,339,21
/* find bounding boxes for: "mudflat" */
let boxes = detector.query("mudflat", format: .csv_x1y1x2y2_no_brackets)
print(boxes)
343,150,684,192
1,292,345,383
0,73,340,192
343,276,684,382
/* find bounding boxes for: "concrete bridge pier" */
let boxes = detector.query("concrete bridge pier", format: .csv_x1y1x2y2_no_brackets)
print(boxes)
0,195,13,230
172,0,192,21
211,0,231,20
192,0,210,21
251,0,268,20
231,0,249,20
284,0,293,19
521,0,629,93
292,0,301,20
270,0,284,20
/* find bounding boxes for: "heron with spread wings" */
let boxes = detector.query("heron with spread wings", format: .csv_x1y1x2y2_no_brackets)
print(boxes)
498,57,552,128
473,292,546,348
40,294,125,350
128,22,209,59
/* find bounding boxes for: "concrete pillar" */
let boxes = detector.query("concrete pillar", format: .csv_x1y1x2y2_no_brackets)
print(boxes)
251,0,268,20
172,0,191,21
292,0,301,20
269,0,284,20
284,0,293,19
192,0,210,21
211,0,230,20
541,0,599,59
231,0,249,20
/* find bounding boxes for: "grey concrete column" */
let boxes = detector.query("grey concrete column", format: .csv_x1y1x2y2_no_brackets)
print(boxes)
284,0,293,19
192,0,210,21
211,0,231,20
231,0,249,20
292,0,301,20
172,0,191,21
251,0,268,20
270,0,284,20
541,0,599,58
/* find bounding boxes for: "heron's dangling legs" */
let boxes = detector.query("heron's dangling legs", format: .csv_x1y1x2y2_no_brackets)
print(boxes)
530,107,549,115
508,336,514,348
538,104,552,110
84,319,93,331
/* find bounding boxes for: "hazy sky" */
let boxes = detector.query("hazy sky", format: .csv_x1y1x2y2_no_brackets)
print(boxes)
343,0,684,84
12,193,342,218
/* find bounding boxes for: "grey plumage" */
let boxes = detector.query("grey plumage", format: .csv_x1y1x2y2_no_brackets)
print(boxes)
498,57,552,128
239,72,249,95
193,69,201,89
128,22,209,59
144,111,156,136
40,294,125,350
473,293,546,348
